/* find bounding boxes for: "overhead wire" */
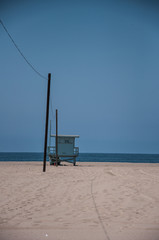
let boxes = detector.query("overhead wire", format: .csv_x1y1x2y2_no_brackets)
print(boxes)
0,19,47,80
49,79,56,134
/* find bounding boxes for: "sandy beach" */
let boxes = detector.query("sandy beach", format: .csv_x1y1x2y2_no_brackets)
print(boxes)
0,161,159,240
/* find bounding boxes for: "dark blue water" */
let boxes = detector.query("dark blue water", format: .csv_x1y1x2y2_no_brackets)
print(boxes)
0,152,159,163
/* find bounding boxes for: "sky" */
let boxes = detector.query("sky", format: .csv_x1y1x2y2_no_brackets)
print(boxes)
0,0,159,153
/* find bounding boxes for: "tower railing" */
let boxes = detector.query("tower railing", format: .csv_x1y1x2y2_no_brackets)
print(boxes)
48,146,79,156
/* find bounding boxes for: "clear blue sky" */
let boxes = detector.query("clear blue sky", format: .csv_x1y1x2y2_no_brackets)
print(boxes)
1,0,159,153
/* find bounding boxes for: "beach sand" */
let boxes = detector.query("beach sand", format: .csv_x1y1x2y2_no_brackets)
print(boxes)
0,161,159,240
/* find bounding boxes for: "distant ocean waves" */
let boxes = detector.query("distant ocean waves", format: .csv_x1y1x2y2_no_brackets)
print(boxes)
0,152,159,163
0,153,44,162
78,153,159,163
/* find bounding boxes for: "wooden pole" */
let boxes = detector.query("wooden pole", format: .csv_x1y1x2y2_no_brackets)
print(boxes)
56,109,58,167
43,73,51,172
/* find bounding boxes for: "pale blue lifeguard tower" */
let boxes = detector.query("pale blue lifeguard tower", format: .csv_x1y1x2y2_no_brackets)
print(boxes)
48,134,79,166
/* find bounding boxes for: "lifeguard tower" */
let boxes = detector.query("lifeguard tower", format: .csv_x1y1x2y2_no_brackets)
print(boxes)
48,134,79,166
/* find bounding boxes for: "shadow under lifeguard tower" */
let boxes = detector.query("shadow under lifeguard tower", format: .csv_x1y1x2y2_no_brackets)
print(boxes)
48,135,79,166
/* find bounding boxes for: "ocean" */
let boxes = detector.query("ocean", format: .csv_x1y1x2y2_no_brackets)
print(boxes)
0,152,159,163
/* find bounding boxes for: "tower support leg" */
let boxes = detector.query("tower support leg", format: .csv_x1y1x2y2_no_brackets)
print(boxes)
73,157,76,166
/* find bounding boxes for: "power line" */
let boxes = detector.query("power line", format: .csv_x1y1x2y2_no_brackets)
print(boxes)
0,19,47,80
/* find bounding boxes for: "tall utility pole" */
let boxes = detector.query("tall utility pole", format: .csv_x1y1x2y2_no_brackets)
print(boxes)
56,109,58,167
43,73,51,172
